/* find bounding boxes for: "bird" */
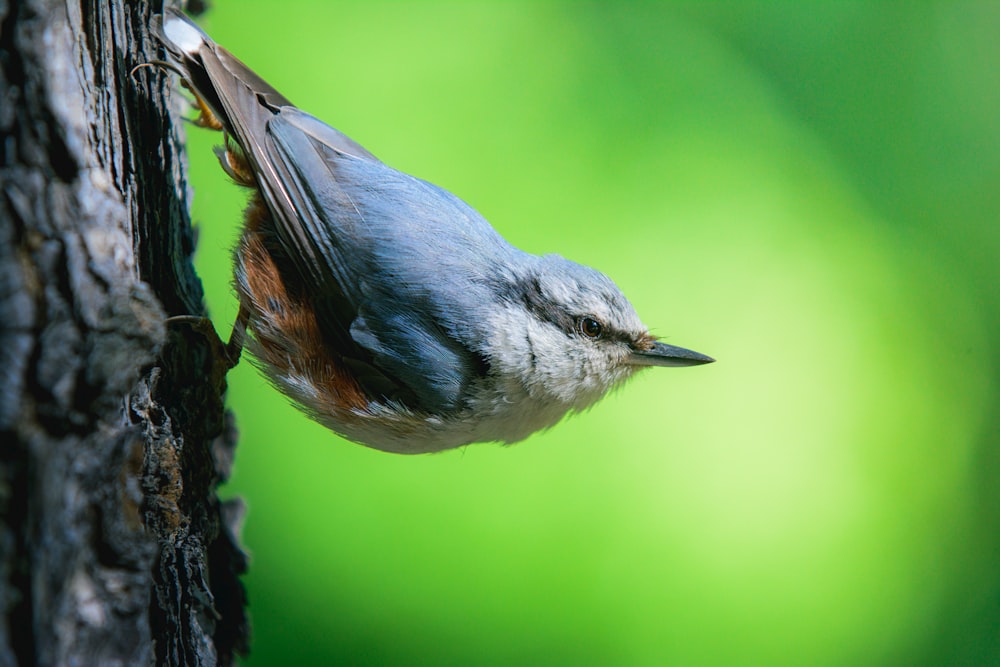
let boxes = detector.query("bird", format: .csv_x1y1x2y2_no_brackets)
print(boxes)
153,10,714,454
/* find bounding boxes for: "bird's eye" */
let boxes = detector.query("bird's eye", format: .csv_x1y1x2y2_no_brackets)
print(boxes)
578,316,604,339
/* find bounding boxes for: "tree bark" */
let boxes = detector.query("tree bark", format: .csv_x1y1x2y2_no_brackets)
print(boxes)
0,0,248,665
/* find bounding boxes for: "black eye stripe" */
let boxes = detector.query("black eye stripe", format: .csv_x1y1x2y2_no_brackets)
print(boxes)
508,275,576,332
504,275,637,345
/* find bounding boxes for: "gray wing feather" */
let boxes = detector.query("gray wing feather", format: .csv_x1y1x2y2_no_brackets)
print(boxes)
265,115,493,411
158,11,511,412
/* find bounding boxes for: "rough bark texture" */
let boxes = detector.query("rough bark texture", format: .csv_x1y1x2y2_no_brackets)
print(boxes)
0,0,248,665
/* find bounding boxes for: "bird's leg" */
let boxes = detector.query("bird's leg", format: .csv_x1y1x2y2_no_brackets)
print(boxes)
164,304,246,374
180,79,225,131
131,63,225,132
224,302,249,369
175,81,257,188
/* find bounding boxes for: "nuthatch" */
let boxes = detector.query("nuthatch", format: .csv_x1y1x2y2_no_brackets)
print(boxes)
154,10,713,454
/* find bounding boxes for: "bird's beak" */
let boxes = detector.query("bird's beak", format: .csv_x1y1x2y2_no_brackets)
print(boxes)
629,341,715,367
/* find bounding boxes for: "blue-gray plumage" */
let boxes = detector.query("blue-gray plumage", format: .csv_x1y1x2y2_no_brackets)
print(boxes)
156,10,713,453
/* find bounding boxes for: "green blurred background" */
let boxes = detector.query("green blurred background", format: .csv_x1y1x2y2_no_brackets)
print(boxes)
184,2,999,665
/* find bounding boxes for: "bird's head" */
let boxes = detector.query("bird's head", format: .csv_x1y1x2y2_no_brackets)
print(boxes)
486,255,713,413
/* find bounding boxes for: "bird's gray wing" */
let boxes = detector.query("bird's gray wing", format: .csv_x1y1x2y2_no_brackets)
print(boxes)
157,11,485,412
261,110,496,413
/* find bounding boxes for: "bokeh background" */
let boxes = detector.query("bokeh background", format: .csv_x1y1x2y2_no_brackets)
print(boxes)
184,2,999,665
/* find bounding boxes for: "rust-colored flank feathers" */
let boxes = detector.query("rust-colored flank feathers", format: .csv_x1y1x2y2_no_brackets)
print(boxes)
236,195,369,413
179,73,370,417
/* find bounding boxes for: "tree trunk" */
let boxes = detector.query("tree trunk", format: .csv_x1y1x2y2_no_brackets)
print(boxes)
0,0,248,664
